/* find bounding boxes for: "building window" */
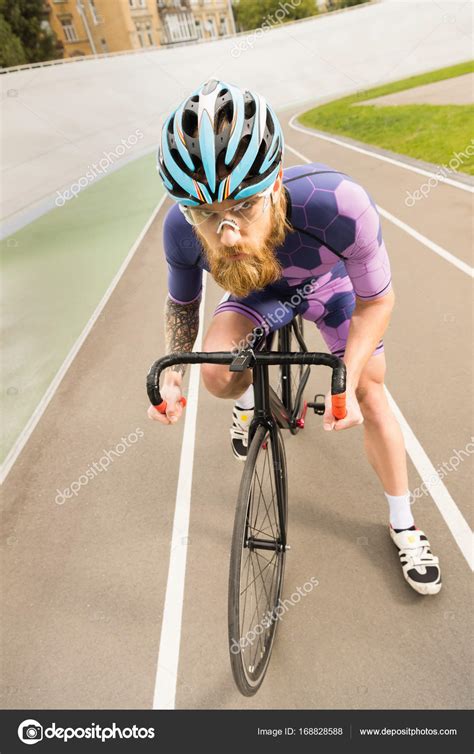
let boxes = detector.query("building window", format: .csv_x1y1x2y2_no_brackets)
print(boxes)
136,20,153,46
206,17,216,37
195,19,203,39
135,22,145,46
146,21,154,45
60,18,79,42
100,37,108,52
219,16,227,35
89,0,100,24
164,12,196,42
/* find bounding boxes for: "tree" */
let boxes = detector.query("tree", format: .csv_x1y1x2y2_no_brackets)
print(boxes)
0,16,26,67
0,0,62,64
234,0,317,33
339,0,368,7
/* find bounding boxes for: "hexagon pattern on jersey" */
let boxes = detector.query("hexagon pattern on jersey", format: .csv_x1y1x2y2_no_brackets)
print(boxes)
164,163,391,357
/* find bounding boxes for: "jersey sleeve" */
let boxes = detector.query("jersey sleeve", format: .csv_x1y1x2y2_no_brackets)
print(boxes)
342,191,392,301
163,205,203,304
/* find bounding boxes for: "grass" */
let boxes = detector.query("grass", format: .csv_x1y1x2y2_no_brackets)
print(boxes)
1,152,163,464
298,61,474,174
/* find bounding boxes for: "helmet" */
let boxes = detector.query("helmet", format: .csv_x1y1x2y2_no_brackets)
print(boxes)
157,78,284,207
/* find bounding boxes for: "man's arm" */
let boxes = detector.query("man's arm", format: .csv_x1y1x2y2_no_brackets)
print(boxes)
343,289,395,390
163,295,201,380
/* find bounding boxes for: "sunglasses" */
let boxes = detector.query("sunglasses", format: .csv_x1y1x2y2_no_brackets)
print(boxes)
179,187,273,229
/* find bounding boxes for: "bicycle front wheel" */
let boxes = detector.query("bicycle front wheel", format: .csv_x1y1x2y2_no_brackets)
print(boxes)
228,423,288,696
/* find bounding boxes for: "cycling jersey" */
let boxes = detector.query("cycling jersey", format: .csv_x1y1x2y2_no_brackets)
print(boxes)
163,163,392,357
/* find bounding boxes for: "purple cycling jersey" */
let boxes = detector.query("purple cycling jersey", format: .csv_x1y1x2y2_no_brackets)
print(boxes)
163,163,392,357
164,162,391,302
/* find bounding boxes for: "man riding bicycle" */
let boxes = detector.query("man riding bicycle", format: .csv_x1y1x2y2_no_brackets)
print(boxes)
148,78,442,596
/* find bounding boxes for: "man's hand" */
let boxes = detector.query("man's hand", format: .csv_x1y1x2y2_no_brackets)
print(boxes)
147,374,185,425
323,388,363,431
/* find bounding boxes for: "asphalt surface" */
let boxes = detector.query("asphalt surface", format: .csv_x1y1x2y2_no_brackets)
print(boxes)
1,106,472,711
359,72,474,106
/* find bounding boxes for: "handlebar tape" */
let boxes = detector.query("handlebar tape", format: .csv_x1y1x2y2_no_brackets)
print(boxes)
331,392,347,420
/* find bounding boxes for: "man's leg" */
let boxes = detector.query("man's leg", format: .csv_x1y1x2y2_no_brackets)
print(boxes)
308,270,442,594
202,289,293,460
201,310,255,399
355,352,442,594
355,352,409,496
201,310,258,461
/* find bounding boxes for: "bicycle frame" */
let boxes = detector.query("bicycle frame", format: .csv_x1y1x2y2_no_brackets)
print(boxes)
147,329,347,558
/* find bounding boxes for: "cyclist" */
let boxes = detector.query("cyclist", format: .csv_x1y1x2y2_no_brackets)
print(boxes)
148,78,441,596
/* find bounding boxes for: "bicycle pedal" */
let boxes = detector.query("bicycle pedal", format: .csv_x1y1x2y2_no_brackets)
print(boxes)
307,394,326,415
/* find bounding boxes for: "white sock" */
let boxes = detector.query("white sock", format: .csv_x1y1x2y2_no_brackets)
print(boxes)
235,383,254,410
385,491,414,530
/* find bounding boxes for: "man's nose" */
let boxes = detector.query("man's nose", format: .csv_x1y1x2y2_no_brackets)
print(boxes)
218,219,241,246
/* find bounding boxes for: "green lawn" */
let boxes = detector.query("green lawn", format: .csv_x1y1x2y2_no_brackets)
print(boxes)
298,61,474,174
1,153,164,465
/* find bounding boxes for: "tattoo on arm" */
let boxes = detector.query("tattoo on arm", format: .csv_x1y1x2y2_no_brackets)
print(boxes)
164,296,200,377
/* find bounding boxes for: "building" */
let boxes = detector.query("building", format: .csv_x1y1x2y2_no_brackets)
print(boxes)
46,0,236,59
157,0,236,45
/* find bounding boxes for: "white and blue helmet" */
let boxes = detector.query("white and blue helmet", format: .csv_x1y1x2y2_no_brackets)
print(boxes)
157,78,284,207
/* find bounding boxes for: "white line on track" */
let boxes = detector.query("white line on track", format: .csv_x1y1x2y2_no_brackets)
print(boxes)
385,389,473,571
377,206,473,278
285,143,473,278
152,274,207,710
0,194,167,485
285,140,473,568
288,114,474,194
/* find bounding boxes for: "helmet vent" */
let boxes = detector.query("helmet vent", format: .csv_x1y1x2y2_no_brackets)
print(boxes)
244,99,256,119
216,101,233,133
182,109,198,137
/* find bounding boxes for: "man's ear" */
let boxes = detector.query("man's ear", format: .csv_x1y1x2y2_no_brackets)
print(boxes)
271,164,283,202
273,164,283,192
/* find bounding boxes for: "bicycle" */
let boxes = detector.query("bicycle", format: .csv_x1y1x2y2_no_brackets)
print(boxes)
146,317,347,696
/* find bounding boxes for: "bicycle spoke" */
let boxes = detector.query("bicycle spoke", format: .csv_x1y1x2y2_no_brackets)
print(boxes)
250,453,278,540
251,447,276,539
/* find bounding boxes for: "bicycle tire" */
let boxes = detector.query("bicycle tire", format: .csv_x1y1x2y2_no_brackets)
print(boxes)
228,423,288,696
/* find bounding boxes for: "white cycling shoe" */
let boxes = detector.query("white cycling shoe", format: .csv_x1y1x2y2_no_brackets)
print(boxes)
230,406,253,461
390,525,442,595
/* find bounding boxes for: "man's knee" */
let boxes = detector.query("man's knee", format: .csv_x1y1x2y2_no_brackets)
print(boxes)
356,380,387,424
202,363,229,395
201,362,244,398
